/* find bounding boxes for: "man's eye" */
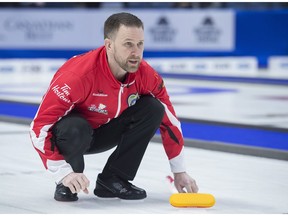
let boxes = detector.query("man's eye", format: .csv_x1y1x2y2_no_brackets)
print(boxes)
125,42,133,47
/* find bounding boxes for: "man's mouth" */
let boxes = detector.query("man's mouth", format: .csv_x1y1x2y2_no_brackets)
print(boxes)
128,60,138,65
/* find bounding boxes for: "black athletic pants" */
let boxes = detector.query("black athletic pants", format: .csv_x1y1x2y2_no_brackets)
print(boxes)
51,96,165,181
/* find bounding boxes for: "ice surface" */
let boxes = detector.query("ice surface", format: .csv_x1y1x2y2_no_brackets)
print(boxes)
0,122,287,214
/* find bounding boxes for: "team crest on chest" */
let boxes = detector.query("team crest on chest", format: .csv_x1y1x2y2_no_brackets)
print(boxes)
127,93,139,107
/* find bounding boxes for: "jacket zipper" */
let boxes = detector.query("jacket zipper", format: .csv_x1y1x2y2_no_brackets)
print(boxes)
114,84,124,118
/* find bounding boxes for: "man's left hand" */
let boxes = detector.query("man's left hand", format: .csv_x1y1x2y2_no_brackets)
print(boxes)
173,172,199,193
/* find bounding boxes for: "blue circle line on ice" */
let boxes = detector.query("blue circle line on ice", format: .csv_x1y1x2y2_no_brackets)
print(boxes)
165,85,238,96
0,83,237,97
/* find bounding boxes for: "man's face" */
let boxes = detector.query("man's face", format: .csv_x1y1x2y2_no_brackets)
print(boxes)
110,25,144,73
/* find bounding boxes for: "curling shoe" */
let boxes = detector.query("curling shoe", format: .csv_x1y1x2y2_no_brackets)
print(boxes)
54,183,78,202
94,174,147,200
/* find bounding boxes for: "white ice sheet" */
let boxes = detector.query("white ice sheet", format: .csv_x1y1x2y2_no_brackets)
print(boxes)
0,122,287,214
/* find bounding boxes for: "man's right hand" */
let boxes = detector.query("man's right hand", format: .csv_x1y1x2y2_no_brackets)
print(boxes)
62,172,90,194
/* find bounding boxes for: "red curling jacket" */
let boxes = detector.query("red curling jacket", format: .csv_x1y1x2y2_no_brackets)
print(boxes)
30,46,186,183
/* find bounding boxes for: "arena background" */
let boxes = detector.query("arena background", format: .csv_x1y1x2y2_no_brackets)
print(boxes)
1,1,288,157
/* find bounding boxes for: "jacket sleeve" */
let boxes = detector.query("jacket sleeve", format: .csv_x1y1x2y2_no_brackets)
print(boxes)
29,72,85,183
141,63,186,173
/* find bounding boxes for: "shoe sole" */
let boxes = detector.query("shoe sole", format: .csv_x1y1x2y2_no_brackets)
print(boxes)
54,195,79,202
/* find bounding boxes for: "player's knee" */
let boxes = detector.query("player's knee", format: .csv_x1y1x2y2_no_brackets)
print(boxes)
142,96,165,123
52,115,93,152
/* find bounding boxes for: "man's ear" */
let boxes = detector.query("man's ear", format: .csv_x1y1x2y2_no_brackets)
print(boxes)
104,38,112,50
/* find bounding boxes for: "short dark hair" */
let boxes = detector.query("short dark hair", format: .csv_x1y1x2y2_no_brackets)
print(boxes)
104,12,144,39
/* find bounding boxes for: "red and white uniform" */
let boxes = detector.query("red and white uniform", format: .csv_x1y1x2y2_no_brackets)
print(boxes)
30,46,186,183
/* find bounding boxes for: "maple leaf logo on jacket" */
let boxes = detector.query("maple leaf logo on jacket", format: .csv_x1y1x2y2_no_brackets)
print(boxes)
88,103,108,115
